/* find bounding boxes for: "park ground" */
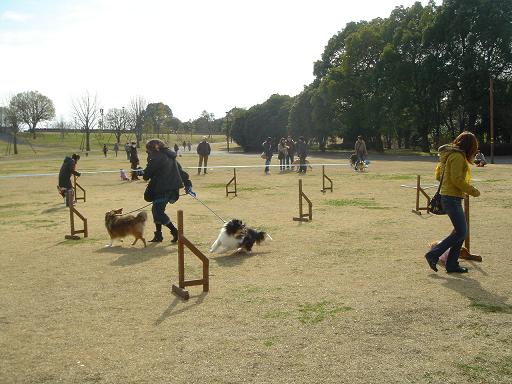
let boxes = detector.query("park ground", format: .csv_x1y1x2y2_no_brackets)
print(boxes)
0,136,511,383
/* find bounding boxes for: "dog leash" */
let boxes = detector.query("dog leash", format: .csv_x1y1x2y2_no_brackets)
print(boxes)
186,193,227,223
115,193,190,216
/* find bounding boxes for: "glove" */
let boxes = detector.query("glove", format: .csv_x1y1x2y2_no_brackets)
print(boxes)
184,180,195,196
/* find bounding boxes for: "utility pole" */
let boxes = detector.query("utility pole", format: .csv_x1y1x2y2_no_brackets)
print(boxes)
225,111,230,153
489,78,495,164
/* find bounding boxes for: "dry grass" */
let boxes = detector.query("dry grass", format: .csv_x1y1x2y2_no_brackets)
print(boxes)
1,148,511,383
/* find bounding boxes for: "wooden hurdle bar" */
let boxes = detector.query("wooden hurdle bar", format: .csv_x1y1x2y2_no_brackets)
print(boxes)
225,168,237,197
65,190,88,240
461,194,482,262
411,175,431,215
73,175,86,203
321,165,333,193
172,210,210,300
293,179,312,222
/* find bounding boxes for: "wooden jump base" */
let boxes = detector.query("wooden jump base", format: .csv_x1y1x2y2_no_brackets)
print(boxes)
172,210,210,300
411,175,431,215
293,179,312,222
73,175,86,203
225,168,237,197
321,165,333,193
65,190,88,240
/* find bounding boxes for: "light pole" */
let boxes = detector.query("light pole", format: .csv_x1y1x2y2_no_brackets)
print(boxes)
225,111,230,153
489,78,495,164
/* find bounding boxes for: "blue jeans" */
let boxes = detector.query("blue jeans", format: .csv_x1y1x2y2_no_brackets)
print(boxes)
264,158,271,174
426,195,467,270
152,191,179,225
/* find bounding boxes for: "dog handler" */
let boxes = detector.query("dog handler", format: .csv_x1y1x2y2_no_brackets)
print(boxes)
425,131,480,273
143,139,192,243
58,153,80,207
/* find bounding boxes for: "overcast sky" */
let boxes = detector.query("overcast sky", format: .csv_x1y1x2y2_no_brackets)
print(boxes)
0,0,429,123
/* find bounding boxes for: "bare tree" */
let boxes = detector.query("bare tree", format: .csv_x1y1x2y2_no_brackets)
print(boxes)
9,91,55,139
72,92,99,153
106,107,133,144
129,96,147,148
4,101,22,155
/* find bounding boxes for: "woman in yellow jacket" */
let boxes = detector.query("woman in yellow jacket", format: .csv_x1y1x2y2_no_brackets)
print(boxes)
425,131,480,273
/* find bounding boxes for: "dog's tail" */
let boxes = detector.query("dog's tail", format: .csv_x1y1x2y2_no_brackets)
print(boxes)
135,211,148,223
254,231,268,244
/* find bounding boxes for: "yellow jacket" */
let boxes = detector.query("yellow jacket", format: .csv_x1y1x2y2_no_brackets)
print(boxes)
435,144,480,198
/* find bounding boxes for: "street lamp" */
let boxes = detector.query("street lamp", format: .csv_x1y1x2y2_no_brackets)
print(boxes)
225,111,230,153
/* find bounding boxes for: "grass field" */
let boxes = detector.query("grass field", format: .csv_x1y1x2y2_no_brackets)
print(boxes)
0,141,511,383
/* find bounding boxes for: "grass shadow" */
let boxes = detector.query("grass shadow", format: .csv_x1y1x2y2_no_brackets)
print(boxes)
154,292,207,325
213,250,271,267
95,244,174,266
430,274,511,314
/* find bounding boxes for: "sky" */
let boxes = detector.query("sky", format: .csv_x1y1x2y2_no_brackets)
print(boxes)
0,0,429,123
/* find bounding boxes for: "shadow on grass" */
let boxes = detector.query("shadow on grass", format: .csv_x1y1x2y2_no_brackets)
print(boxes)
430,274,512,313
213,250,271,267
95,244,174,266
154,292,207,325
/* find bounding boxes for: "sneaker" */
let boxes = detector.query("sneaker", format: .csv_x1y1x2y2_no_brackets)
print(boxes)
446,266,468,273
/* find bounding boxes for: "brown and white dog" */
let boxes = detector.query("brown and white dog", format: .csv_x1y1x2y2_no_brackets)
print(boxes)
105,208,147,247
291,159,313,171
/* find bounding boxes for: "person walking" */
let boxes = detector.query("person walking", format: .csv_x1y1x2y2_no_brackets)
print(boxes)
174,143,180,157
262,137,273,175
182,140,187,151
355,135,368,162
285,136,295,170
124,142,131,160
113,142,119,157
296,136,308,174
102,144,108,158
129,142,140,181
187,141,191,152
58,153,80,207
424,131,481,274
143,139,192,243
277,137,288,172
196,136,211,175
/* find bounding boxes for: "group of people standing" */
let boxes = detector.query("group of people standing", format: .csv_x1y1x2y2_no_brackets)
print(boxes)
262,136,308,175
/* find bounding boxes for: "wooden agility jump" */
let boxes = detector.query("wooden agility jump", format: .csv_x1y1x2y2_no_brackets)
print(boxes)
321,165,333,193
293,179,312,222
73,175,86,203
65,190,88,240
411,175,431,215
225,168,237,197
172,210,210,300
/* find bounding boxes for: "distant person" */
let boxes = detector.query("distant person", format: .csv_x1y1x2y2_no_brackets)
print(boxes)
182,140,187,151
196,136,211,175
355,135,368,162
130,142,139,181
124,142,131,160
474,150,487,167
262,137,273,175
285,136,295,170
174,143,180,157
187,141,192,152
296,136,308,174
424,131,481,274
277,137,288,172
58,153,80,207
102,144,108,158
113,142,119,157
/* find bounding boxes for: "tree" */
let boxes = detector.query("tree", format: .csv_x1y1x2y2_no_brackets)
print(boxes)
143,102,173,137
4,101,22,154
106,107,132,144
9,91,55,139
73,92,99,153
129,96,147,147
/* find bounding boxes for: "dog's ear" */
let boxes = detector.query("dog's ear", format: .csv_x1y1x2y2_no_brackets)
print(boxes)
113,208,123,214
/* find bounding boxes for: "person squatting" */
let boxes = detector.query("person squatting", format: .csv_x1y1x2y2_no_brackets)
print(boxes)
143,139,193,243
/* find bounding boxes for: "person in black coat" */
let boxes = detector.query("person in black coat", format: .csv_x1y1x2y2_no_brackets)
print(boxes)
58,153,80,206
143,139,192,243
129,143,139,181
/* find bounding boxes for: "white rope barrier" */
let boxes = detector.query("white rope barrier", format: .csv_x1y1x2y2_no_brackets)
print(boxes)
0,162,351,179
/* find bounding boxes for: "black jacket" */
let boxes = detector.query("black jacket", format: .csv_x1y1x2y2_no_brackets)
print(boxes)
143,148,191,200
197,141,211,156
58,156,80,189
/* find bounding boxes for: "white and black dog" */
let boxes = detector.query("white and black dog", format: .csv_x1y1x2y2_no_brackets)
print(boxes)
209,219,272,254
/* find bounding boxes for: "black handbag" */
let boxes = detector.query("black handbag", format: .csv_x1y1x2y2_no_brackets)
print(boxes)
427,167,446,215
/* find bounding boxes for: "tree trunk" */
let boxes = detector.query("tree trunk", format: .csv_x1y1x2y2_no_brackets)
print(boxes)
13,132,18,155
397,136,402,149
86,127,91,152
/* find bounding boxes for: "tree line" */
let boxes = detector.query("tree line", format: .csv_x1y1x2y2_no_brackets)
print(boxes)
230,0,512,153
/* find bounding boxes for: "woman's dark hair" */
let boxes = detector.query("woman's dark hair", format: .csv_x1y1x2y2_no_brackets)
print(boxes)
71,153,80,161
146,139,168,153
453,131,479,163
